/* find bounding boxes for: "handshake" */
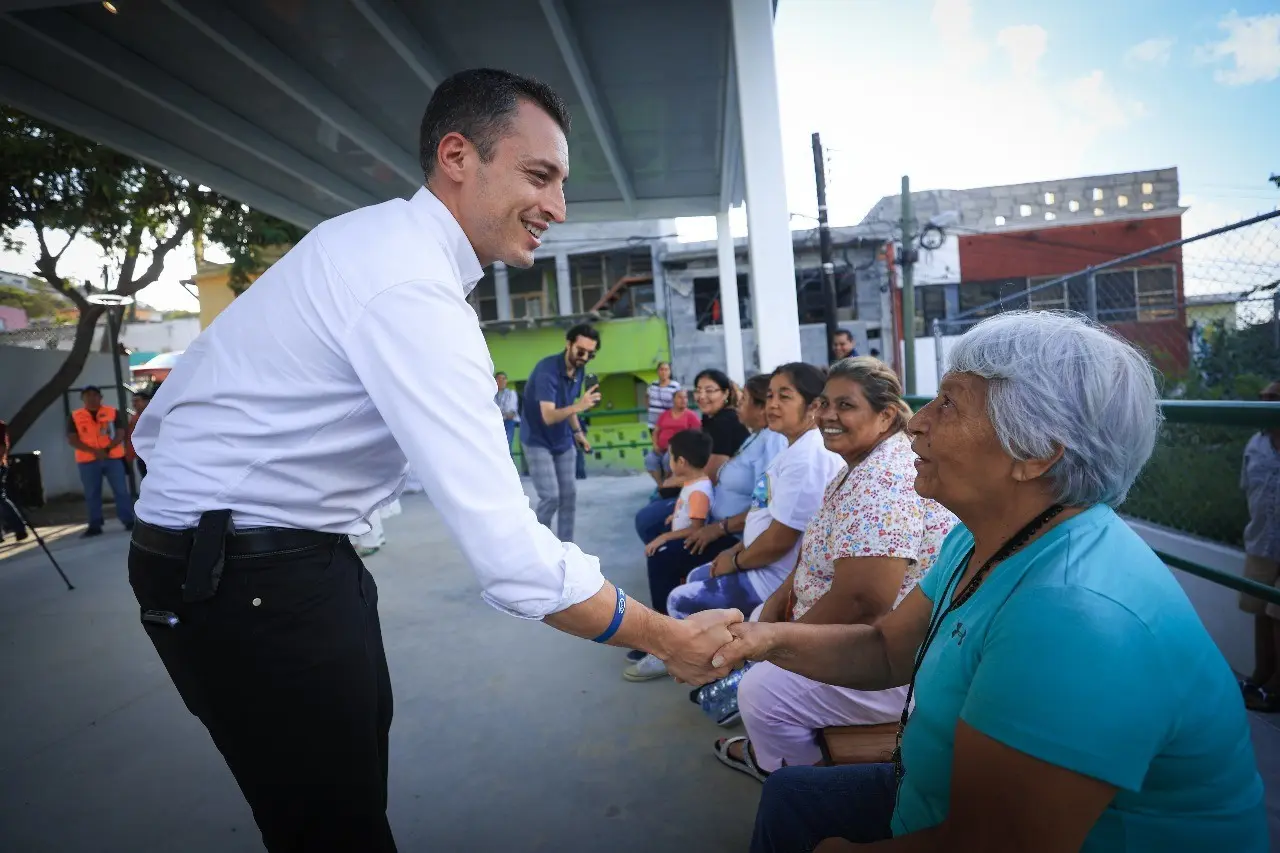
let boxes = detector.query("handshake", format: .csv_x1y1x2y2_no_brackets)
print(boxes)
658,608,771,686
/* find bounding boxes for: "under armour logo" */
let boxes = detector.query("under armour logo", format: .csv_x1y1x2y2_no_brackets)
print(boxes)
951,622,967,645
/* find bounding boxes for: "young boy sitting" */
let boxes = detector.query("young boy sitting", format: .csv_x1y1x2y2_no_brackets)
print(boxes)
644,429,714,557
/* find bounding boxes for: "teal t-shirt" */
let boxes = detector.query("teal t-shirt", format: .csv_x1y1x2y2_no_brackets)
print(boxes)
893,505,1268,851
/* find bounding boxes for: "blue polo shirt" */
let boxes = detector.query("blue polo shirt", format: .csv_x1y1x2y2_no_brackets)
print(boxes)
519,352,585,454
894,505,1268,851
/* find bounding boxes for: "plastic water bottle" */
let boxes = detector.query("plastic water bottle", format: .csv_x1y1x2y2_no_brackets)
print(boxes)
692,664,753,727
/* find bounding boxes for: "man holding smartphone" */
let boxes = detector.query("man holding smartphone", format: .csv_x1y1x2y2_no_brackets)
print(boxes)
520,323,600,541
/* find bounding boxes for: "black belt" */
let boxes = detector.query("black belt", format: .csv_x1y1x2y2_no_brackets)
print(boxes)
131,513,343,603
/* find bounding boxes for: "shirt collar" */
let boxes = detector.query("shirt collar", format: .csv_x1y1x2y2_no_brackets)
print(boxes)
410,186,485,295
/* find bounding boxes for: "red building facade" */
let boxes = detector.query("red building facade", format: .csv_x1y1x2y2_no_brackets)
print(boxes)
955,214,1187,372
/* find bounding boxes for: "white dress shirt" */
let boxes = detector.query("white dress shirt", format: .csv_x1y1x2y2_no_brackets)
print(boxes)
132,187,606,619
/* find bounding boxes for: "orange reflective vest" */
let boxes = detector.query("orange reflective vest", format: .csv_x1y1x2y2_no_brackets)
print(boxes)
71,405,125,464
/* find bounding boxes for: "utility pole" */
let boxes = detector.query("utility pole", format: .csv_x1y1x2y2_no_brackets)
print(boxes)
900,175,917,395
812,133,841,362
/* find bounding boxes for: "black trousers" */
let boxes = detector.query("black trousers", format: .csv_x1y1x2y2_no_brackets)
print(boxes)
128,534,397,852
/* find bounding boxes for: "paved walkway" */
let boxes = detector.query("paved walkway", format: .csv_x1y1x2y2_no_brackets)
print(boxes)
0,476,758,853
1,475,1276,851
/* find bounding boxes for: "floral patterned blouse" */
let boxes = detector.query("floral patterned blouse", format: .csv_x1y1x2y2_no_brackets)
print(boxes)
790,431,958,621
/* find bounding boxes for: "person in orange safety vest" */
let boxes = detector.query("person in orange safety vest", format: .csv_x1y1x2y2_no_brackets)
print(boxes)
66,385,135,537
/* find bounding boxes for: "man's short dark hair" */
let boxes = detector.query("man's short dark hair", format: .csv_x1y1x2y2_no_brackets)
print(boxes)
81,386,102,396
565,323,600,349
495,371,507,379
667,429,713,470
834,329,854,342
419,68,572,181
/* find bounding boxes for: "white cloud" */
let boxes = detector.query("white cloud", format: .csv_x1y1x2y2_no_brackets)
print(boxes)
1063,70,1145,129
996,24,1048,78
691,1,1158,240
931,0,988,70
1126,37,1175,66
1196,12,1280,85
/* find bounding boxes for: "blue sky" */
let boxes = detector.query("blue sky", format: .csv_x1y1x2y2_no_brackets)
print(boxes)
3,0,1277,309
683,0,1279,241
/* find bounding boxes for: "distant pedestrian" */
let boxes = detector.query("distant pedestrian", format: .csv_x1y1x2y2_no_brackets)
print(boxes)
646,361,680,430
67,386,134,537
831,329,856,362
0,418,28,542
520,323,601,541
1240,380,1280,712
494,371,520,450
127,387,154,479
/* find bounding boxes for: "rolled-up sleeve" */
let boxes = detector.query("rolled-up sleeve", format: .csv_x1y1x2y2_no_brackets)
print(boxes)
343,279,606,619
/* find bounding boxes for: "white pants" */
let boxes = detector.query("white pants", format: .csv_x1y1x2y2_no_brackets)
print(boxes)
738,660,908,771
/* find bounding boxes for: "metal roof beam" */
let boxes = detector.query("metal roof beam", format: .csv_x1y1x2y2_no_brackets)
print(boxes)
160,0,421,187
350,0,448,91
567,195,719,222
0,66,324,229
719,44,742,212
4,11,379,210
539,0,634,209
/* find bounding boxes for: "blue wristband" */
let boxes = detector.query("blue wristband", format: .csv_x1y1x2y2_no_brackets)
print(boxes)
592,585,627,644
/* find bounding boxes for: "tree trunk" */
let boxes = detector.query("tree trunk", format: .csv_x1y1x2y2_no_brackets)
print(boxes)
6,307,105,447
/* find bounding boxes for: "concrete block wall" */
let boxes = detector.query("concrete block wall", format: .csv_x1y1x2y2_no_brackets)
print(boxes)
1,346,125,500
863,167,1181,234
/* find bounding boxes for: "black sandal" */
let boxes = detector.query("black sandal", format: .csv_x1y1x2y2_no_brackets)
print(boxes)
1246,685,1280,712
713,736,769,782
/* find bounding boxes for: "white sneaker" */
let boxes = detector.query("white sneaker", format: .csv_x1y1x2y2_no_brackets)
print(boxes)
623,653,669,682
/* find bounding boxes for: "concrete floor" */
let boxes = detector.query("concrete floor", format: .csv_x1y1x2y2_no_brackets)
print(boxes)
1,474,1277,851
0,475,758,853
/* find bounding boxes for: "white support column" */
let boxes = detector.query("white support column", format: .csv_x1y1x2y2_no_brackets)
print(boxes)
731,0,800,371
493,262,512,321
716,211,746,384
555,253,573,316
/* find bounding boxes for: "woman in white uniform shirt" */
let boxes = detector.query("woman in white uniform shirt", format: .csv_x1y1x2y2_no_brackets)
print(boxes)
625,363,844,681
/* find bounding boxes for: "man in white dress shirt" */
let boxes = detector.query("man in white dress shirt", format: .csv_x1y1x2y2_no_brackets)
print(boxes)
128,68,742,852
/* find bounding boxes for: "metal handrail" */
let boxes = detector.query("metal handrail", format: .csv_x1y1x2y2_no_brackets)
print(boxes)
1156,551,1280,607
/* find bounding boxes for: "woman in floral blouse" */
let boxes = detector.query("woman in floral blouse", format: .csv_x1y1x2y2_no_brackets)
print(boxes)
713,356,957,780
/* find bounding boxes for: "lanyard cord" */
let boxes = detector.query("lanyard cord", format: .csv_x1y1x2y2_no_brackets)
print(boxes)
891,503,1065,786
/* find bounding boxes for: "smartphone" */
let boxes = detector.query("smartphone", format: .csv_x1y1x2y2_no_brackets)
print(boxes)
584,373,599,391
141,609,180,628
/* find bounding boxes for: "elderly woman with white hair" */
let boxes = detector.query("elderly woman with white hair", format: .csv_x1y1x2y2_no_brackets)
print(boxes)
715,312,1268,853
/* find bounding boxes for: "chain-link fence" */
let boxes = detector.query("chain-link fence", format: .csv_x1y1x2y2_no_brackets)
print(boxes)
932,209,1280,387
929,209,1280,548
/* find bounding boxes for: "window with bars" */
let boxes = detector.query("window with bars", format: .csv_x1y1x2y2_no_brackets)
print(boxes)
1023,267,1177,323
912,285,948,336
963,266,1177,324
958,278,1030,318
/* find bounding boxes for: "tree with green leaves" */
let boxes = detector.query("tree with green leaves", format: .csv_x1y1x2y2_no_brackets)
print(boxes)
0,283,66,319
1,107,307,446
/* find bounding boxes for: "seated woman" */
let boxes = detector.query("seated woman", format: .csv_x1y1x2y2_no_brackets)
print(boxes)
713,357,957,779
643,388,702,486
634,368,752,545
626,363,843,681
714,311,1268,853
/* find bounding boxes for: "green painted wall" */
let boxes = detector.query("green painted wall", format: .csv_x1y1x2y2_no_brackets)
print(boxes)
487,316,669,472
483,315,669,381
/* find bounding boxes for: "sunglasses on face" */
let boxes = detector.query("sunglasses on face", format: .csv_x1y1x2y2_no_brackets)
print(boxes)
571,347,596,361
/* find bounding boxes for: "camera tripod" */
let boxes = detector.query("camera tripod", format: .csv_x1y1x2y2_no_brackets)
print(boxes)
0,468,74,591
